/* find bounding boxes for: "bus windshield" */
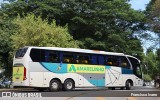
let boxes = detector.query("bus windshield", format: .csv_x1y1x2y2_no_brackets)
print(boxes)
128,57,142,79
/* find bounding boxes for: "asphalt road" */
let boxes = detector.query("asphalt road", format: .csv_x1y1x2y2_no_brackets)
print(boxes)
0,86,160,100
0,85,159,92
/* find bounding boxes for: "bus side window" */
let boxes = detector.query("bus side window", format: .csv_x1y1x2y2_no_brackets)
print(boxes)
91,55,98,65
120,56,130,69
30,48,41,62
76,54,90,64
98,55,104,65
40,49,45,62
63,52,74,63
106,57,113,66
75,55,79,64
106,56,118,66
48,51,59,63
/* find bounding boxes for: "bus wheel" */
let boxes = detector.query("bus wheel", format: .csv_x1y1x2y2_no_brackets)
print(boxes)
126,80,131,90
50,80,61,92
63,79,75,91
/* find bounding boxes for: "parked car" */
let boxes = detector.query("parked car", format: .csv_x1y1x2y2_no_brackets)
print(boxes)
0,77,12,88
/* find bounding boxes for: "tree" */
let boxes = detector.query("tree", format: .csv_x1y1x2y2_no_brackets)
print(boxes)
2,0,145,58
143,49,160,87
145,0,160,87
156,48,160,87
0,8,17,77
0,0,148,78
157,48,160,60
143,74,152,82
11,14,79,52
145,50,158,77
146,0,160,48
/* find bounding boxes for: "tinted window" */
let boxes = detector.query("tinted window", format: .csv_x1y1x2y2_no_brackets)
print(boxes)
91,55,98,65
128,57,139,68
15,48,28,58
75,53,90,64
106,55,119,66
98,55,105,65
30,48,41,62
46,50,59,63
105,55,130,69
119,56,130,69
30,49,59,62
62,52,74,63
128,57,142,78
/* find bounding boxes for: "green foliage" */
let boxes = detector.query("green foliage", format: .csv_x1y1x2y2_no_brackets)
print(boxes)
157,49,160,60
0,0,148,77
143,50,159,79
1,0,145,57
156,48,160,73
145,0,160,79
147,0,160,33
11,14,79,51
143,74,152,82
145,0,160,49
0,13,16,69
0,12,15,77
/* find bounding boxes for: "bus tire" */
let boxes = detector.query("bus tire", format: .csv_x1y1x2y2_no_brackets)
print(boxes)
126,80,131,90
63,79,75,91
49,79,61,92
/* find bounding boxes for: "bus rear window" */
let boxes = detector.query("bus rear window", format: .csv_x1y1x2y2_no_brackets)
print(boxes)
15,48,28,58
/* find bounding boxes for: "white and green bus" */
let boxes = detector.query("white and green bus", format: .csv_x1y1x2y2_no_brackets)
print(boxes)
12,46,143,91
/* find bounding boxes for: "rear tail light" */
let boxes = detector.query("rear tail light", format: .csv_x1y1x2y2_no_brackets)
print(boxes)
23,67,27,80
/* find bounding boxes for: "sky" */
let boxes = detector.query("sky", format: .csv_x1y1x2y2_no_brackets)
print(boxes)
129,0,151,11
129,0,159,52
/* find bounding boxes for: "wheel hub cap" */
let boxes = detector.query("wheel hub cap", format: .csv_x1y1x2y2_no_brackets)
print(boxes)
52,82,58,89
67,82,72,89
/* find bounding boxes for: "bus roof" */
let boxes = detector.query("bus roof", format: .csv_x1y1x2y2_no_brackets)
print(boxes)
24,46,125,56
